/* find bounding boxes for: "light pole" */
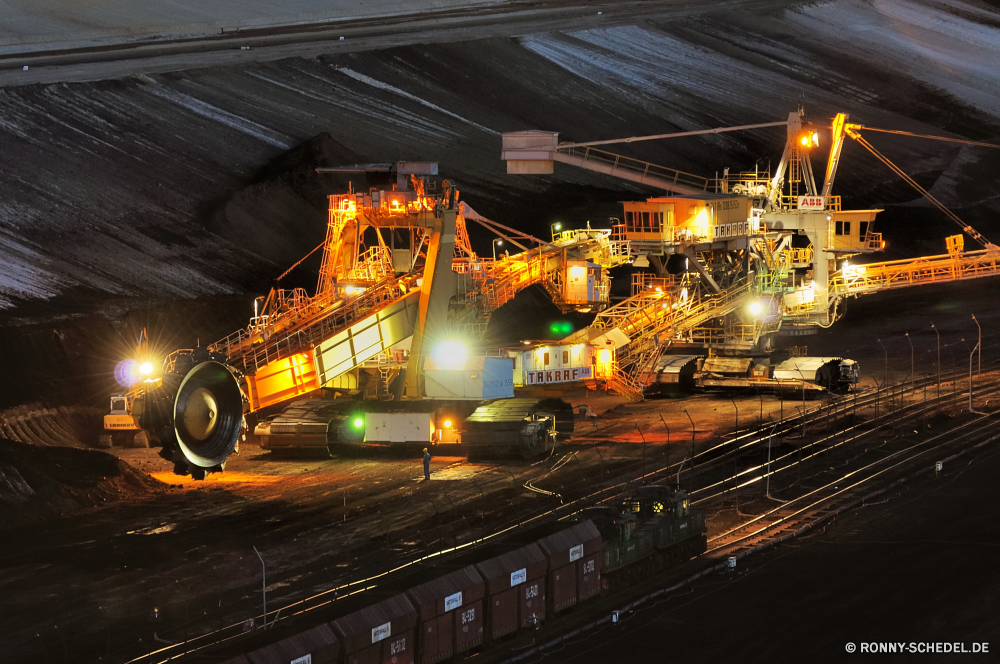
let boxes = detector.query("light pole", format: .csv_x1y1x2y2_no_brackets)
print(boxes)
253,546,267,630
550,222,562,241
728,397,739,502
36,633,48,664
871,373,881,431
492,238,503,260
683,408,696,468
970,341,983,414
972,314,981,376
635,424,646,483
905,332,914,397
931,322,940,399
766,420,777,500
949,342,960,391
877,336,888,389
795,367,806,437
658,414,670,448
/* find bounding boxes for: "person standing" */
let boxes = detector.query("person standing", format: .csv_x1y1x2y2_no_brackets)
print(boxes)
423,447,431,481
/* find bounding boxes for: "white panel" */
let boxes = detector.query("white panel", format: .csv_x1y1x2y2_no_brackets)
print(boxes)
482,357,514,399
445,591,463,612
315,292,418,386
366,413,433,443
372,621,391,643
510,568,526,587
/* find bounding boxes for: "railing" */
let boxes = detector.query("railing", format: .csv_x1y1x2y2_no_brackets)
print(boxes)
832,249,1000,299
456,232,625,334
214,276,407,372
345,246,393,283
864,232,884,250
211,287,322,359
779,248,1000,320
556,145,712,191
789,247,813,264
631,273,681,296
606,364,646,402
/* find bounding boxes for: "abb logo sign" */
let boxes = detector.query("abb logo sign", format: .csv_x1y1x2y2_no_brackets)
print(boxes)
797,195,825,210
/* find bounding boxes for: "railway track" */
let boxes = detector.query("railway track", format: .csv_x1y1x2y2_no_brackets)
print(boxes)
705,413,998,555
120,369,999,663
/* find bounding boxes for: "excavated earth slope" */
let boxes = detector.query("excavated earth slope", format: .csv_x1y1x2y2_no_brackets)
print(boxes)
1,0,1000,661
0,438,163,527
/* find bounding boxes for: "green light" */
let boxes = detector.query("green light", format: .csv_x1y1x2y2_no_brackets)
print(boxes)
554,223,562,231
549,321,573,335
353,418,364,428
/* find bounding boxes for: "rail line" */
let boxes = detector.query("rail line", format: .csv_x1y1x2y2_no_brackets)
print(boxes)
705,414,997,554
120,369,999,663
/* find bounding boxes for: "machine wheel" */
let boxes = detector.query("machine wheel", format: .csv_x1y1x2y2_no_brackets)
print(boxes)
96,434,113,449
132,431,150,448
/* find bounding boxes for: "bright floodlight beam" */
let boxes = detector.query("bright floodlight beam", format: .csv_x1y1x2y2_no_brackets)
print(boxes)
749,301,763,316
140,361,154,376
433,340,468,370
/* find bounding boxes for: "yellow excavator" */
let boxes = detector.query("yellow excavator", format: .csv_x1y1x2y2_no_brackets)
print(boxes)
100,328,153,448
108,163,630,477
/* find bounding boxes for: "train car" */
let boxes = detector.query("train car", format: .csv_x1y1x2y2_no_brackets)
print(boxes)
474,542,548,639
222,506,700,664
534,521,603,614
223,623,341,664
406,566,486,663
331,594,417,664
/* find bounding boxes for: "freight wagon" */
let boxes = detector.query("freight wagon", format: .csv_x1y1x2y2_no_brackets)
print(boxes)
223,489,705,664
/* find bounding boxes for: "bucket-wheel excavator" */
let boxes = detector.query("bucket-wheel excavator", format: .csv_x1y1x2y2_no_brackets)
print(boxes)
109,163,630,477
501,109,1000,400
105,109,1000,475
